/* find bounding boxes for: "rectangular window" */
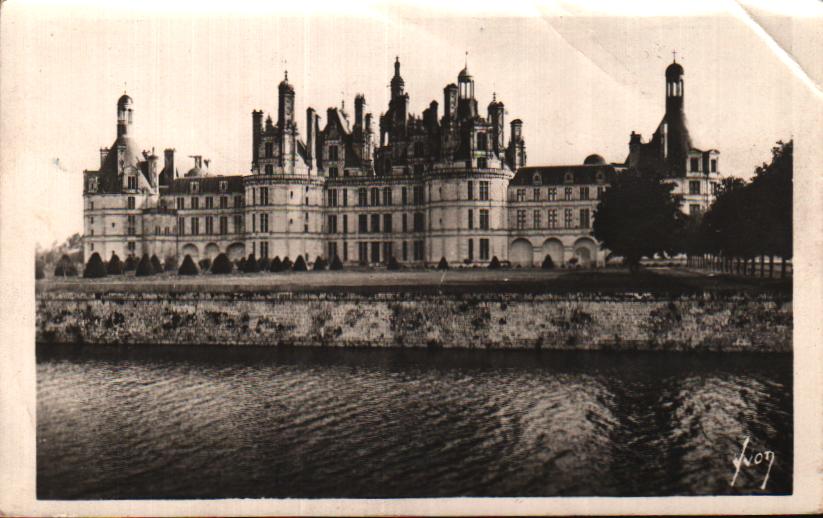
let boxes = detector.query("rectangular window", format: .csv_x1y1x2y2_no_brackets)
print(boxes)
260,213,269,233
467,181,474,200
191,217,200,235
548,209,557,229
402,187,408,205
371,214,380,233
328,215,338,234
516,210,526,230
382,242,392,262
479,181,490,201
155,226,160,236
690,204,701,216
252,213,256,233
328,242,338,260
329,145,339,161
690,158,700,172
516,189,526,202
233,214,242,233
479,239,490,261
128,196,135,210
402,241,408,261
127,175,137,190
176,197,184,210
342,189,348,207
413,185,424,205
479,209,489,231
383,214,393,233
343,214,348,234
127,214,136,236
342,242,348,261
205,216,214,234
564,208,573,228
304,213,309,233
468,239,474,261
564,187,572,201
548,188,557,201
265,142,273,158
179,217,185,235
234,195,243,208
579,187,590,200
413,212,425,232
191,197,199,209
328,189,337,207
413,240,424,261
477,157,487,169
580,208,590,229
370,188,380,206
711,159,717,173
533,188,540,201
358,214,368,233
205,196,214,209
358,242,368,265
689,181,701,195
371,242,381,263
402,213,408,232
219,216,228,235
383,187,392,206
597,186,604,200
468,209,474,230
533,210,541,229
127,241,135,252
262,188,270,205
220,196,228,209
329,166,338,178
358,188,368,207
260,241,269,259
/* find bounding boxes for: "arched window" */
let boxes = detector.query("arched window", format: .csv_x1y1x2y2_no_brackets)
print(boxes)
532,173,542,186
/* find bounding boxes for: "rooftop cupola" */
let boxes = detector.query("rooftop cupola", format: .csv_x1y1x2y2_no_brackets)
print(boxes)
116,92,133,137
457,53,474,99
390,56,405,99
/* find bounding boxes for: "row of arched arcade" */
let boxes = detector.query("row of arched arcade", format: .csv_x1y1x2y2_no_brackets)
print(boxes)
508,236,602,267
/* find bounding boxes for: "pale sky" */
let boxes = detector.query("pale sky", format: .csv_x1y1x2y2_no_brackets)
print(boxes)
1,0,820,247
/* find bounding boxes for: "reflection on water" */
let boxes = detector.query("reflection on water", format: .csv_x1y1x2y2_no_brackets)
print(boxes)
36,345,792,499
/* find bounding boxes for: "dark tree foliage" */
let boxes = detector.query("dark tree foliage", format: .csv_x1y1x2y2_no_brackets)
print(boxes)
387,256,401,270
488,256,501,269
329,255,343,271
281,257,293,271
541,255,555,269
36,258,45,280
107,253,124,275
136,253,156,276
269,256,282,272
178,255,199,275
54,254,78,277
437,257,449,270
198,258,212,272
237,257,247,271
293,255,308,271
83,252,107,278
124,255,137,271
211,253,233,274
164,256,178,272
258,257,271,272
312,256,327,271
150,255,163,274
243,254,259,273
592,167,684,273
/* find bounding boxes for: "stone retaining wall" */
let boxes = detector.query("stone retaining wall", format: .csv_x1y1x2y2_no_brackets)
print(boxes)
36,291,792,352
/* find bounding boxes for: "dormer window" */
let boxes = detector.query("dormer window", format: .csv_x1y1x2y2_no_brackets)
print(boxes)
127,174,137,190
532,173,542,186
564,172,574,184
88,177,98,193
596,171,605,183
190,181,199,194
219,181,228,192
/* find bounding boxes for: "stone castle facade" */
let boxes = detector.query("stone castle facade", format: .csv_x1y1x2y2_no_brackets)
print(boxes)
82,59,721,268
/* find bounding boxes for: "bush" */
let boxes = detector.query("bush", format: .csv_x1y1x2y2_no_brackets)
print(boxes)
243,254,259,273
83,252,107,278
437,257,449,270
209,253,232,274
329,255,343,271
151,255,163,274
237,257,247,271
135,253,156,276
387,256,401,270
293,255,308,271
54,254,78,277
258,257,271,272
198,258,212,272
567,257,579,268
312,256,327,271
281,256,293,271
541,255,555,269
124,255,137,271
178,254,199,275
488,256,501,269
36,258,45,280
107,253,124,275
269,256,282,272
164,256,178,272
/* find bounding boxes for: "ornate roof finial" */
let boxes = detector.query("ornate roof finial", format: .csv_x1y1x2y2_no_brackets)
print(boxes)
284,69,288,81
465,50,469,69
672,50,678,62
492,91,497,102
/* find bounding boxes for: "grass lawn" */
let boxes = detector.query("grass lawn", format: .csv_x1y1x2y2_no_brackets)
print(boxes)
38,266,791,296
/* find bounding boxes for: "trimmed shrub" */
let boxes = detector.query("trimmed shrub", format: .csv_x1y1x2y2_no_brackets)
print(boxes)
211,253,233,274
269,256,282,272
164,256,178,272
150,255,163,274
312,256,327,271
36,259,45,280
281,256,292,271
135,253,156,276
178,254,199,276
243,254,259,273
387,256,401,270
124,255,137,271
237,257,247,271
329,255,343,271
258,257,271,272
437,257,449,270
83,252,107,278
542,255,555,269
488,256,501,269
293,255,308,271
54,254,78,277
198,258,212,272
107,253,124,275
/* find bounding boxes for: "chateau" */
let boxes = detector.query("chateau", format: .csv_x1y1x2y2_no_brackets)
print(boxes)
83,59,721,268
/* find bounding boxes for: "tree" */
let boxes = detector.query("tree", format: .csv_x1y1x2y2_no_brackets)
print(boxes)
281,256,293,271
258,256,271,272
387,256,401,270
541,254,555,269
124,255,137,271
136,253,156,276
437,257,449,270
54,254,78,277
164,256,178,272
83,252,108,278
178,255,199,275
150,255,163,274
592,168,684,273
293,255,308,271
36,258,45,280
198,258,212,272
329,255,343,271
488,256,501,269
269,256,282,272
312,256,327,271
243,254,259,273
211,253,233,274
107,253,124,275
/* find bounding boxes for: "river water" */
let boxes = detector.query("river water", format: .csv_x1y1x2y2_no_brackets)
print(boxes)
36,345,792,499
